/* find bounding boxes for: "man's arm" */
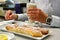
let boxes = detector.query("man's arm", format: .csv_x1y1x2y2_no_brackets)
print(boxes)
17,13,60,27
50,15,60,27
17,14,28,21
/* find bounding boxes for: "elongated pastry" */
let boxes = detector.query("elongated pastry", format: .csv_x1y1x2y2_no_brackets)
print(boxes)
5,24,49,37
39,28,49,35
6,25,16,32
24,26,49,35
31,27,49,35
6,25,43,37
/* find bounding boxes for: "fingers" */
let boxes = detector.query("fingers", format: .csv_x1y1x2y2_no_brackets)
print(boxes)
5,14,14,20
27,8,40,13
9,14,13,20
5,10,13,20
6,10,12,16
28,8,38,12
27,8,44,22
5,10,17,20
7,13,18,20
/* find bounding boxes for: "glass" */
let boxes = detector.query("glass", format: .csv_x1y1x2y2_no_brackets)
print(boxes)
27,3,37,23
27,3,43,27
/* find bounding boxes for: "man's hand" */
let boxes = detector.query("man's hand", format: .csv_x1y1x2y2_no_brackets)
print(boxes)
5,10,18,20
27,8,48,23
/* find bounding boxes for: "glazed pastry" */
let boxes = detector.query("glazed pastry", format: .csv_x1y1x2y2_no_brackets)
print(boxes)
6,24,49,37
6,25,43,37
40,28,49,35
31,27,49,35
6,25,16,32
22,27,43,37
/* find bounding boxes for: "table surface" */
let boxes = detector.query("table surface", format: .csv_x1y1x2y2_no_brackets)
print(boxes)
9,21,60,40
0,18,60,40
0,28,60,40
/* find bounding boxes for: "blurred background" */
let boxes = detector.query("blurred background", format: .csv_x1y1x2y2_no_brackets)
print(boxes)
0,0,60,16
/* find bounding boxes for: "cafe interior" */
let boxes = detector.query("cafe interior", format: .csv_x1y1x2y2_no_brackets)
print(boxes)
0,0,60,40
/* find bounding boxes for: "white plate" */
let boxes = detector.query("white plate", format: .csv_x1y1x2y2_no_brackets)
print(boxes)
0,21,51,40
0,30,51,40
13,31,51,40
0,32,15,40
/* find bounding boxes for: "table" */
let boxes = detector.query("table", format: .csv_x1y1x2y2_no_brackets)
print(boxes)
0,25,60,40
0,18,60,40
14,28,60,40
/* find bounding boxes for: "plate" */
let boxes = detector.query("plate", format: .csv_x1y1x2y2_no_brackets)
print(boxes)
0,21,51,40
1,28,51,40
13,30,51,40
0,32,15,40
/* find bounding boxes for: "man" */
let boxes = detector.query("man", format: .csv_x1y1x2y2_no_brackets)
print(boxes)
5,0,60,27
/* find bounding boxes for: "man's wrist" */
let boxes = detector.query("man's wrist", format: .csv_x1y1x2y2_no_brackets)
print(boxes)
42,14,48,23
15,14,18,20
46,15,52,25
